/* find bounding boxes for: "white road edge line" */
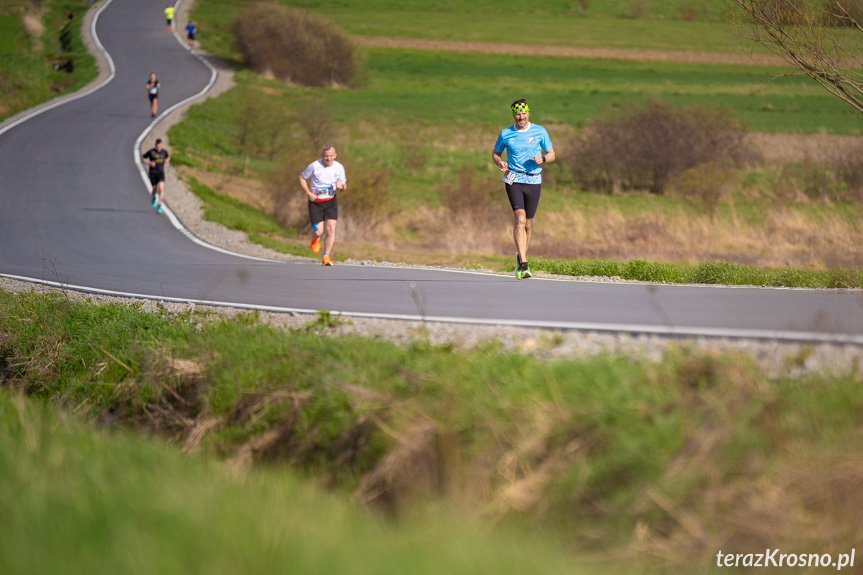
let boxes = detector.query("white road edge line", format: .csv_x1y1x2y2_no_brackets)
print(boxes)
3,273,863,344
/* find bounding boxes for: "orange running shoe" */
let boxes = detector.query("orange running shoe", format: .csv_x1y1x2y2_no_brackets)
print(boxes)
322,255,332,266
310,236,321,254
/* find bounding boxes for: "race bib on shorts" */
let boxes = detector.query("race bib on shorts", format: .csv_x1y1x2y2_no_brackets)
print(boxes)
149,86,157,94
502,171,517,184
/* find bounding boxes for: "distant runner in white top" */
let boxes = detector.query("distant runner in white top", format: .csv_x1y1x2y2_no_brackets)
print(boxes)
299,145,347,266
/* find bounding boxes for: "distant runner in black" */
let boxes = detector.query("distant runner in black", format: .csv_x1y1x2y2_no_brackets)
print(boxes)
142,138,170,214
146,72,160,118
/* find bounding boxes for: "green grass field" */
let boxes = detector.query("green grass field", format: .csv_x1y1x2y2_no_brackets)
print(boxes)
282,0,728,21
332,48,859,134
195,0,743,59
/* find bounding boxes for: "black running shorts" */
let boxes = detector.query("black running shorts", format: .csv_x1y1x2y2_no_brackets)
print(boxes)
505,182,542,219
308,196,339,224
149,171,165,185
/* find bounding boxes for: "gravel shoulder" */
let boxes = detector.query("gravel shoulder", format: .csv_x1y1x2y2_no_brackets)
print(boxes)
3,4,863,376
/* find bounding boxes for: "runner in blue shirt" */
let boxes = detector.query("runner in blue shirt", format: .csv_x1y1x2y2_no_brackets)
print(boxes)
492,99,555,280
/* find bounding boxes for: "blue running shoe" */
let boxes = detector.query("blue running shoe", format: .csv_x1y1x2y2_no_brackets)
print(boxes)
151,196,157,207
157,205,163,214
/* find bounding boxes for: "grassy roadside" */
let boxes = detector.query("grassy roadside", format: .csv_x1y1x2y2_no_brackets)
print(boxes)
178,177,863,288
0,0,97,121
0,392,593,575
2,289,862,572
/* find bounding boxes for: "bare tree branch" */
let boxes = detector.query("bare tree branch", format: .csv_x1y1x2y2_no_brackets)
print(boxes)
728,0,863,116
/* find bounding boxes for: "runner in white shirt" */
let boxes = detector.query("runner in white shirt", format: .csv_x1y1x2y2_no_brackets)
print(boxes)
299,145,347,266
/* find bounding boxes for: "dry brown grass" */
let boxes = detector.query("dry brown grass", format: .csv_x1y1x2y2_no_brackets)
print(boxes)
536,203,863,268
22,10,44,52
183,118,863,269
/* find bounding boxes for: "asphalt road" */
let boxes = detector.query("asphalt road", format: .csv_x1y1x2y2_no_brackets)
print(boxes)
2,0,863,343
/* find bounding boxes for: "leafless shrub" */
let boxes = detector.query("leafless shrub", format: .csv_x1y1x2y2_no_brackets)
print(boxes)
337,160,397,243
822,0,863,27
268,140,321,232
573,0,592,13
233,3,358,87
775,161,839,202
232,91,299,161
669,161,733,217
678,0,708,20
628,0,654,19
438,168,512,253
295,99,335,148
402,141,429,173
774,140,863,203
752,0,814,25
830,139,863,198
569,100,755,195
263,104,293,162
753,0,863,28
236,91,265,156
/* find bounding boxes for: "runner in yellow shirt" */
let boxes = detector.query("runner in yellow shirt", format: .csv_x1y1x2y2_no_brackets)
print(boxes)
164,4,174,32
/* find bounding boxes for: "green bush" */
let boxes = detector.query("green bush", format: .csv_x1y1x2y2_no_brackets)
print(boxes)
233,3,358,87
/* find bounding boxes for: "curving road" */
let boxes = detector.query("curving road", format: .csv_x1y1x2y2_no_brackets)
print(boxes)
2,0,863,344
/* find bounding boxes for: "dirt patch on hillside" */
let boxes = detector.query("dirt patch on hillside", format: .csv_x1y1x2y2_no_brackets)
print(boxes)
353,35,788,67
181,167,273,212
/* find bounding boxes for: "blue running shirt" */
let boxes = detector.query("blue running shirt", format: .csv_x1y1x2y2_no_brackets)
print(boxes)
494,123,553,184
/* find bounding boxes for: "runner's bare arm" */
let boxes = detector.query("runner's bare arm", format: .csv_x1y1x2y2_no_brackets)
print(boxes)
532,146,555,165
299,175,315,199
492,150,507,172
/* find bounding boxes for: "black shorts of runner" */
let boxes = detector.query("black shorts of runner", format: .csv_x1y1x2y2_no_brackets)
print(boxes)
505,182,542,220
308,196,339,224
166,18,172,26
148,93,157,102
149,171,165,186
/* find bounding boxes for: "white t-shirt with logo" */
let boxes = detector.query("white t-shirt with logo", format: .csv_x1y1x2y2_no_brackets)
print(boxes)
301,159,346,202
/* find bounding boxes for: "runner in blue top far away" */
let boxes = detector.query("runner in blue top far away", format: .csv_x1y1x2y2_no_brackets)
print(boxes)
492,99,555,280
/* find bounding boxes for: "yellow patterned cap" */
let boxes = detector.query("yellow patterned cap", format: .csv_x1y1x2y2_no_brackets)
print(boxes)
511,101,529,115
